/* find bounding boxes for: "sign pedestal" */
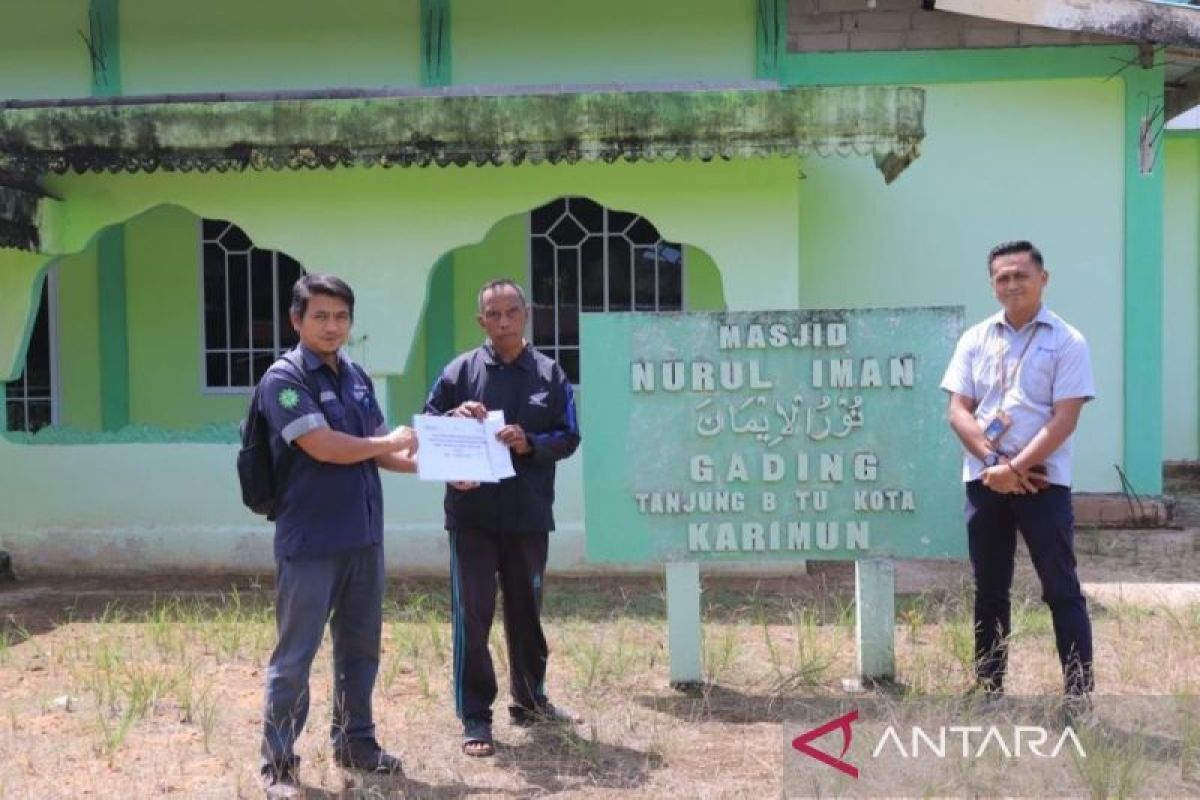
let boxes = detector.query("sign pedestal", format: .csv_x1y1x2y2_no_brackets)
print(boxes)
666,561,703,688
855,558,896,680
665,558,898,687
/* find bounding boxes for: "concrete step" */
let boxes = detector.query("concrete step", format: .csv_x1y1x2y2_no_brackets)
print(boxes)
1072,492,1172,528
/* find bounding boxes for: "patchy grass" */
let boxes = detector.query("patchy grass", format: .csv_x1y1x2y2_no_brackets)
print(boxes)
0,551,1199,797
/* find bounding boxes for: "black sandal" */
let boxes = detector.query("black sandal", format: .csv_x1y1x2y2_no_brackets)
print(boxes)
462,719,494,757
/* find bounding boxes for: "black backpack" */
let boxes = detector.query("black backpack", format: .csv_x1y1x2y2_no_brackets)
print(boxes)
237,353,321,520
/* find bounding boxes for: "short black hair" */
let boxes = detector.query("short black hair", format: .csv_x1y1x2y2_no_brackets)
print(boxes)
290,273,355,318
987,240,1044,274
477,279,528,313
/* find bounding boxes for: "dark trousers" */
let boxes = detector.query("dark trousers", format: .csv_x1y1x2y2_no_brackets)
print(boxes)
966,481,1093,695
449,529,550,724
261,543,385,769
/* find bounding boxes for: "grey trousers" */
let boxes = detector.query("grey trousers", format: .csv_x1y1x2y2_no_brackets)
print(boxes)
260,542,384,769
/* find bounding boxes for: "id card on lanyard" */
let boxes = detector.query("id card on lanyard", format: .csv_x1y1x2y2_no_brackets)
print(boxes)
982,323,1040,449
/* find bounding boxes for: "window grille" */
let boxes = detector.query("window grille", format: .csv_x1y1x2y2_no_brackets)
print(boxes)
529,197,683,383
201,219,305,389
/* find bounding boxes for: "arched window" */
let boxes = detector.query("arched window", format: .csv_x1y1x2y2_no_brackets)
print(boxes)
529,197,683,383
5,277,53,432
201,220,305,389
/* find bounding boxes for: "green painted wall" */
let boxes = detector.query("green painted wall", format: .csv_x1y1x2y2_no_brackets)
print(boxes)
797,78,1124,492
38,158,800,381
124,207,247,427
453,0,755,85
1164,136,1200,461
685,245,726,311
56,247,103,430
451,214,526,353
0,0,91,101
120,0,421,94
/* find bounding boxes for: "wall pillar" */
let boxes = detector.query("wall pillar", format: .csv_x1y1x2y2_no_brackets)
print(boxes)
1122,57,1165,494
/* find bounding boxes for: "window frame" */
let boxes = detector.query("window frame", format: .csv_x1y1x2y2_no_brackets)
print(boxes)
525,198,687,386
196,219,303,395
5,264,60,432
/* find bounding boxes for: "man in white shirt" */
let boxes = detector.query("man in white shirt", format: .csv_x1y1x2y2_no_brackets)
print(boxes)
940,240,1094,703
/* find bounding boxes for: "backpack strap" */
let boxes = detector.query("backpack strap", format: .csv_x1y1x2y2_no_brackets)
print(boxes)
279,348,323,405
261,349,326,509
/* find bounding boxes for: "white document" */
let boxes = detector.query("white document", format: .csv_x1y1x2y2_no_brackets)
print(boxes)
413,411,516,483
482,410,517,480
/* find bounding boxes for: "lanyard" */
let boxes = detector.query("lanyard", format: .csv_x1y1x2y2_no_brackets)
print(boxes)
995,322,1041,401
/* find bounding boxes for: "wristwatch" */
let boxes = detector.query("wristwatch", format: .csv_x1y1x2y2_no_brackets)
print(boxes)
982,453,1001,468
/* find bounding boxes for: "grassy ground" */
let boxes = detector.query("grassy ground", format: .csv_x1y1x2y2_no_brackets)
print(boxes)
1,530,1199,798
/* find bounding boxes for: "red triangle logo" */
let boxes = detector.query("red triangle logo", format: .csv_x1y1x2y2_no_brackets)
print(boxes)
791,709,859,779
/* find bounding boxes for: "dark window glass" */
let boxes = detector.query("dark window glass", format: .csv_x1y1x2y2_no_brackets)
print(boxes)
530,238,555,307
203,253,228,350
607,236,632,312
24,287,50,394
530,201,561,233
252,353,275,385
26,402,51,431
569,197,604,236
659,260,682,308
532,307,555,348
5,280,53,433
206,353,229,388
581,236,605,312
635,248,658,311
217,223,253,252
230,351,253,389
557,348,579,383
227,253,250,349
250,250,276,349
548,213,587,247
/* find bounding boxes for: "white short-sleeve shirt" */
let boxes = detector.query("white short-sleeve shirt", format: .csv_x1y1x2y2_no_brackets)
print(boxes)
940,305,1094,487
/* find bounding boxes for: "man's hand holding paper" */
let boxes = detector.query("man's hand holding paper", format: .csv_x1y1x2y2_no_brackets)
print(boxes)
414,408,517,483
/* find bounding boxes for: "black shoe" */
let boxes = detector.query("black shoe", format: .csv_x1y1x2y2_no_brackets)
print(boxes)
508,701,581,727
260,761,300,799
334,739,404,775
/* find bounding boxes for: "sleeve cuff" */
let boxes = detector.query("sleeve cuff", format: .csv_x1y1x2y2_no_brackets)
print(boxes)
281,413,328,444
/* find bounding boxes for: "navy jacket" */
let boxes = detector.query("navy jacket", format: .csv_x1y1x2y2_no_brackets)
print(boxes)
425,342,580,534
259,345,386,559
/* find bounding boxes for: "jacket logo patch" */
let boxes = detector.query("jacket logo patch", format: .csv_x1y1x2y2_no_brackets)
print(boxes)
529,391,549,407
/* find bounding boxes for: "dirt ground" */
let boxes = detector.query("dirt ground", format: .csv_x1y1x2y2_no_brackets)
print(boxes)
2,486,1200,798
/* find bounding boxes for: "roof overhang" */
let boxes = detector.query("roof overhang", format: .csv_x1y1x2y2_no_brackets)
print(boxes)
0,82,924,178
934,0,1200,48
935,0,1200,118
0,83,925,252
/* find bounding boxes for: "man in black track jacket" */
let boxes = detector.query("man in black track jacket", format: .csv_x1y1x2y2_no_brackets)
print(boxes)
424,278,581,758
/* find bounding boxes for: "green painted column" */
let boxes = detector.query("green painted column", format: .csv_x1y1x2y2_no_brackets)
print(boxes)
755,0,784,81
87,0,121,97
424,253,456,390
1122,59,1165,495
421,0,451,87
88,0,129,430
97,227,129,430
